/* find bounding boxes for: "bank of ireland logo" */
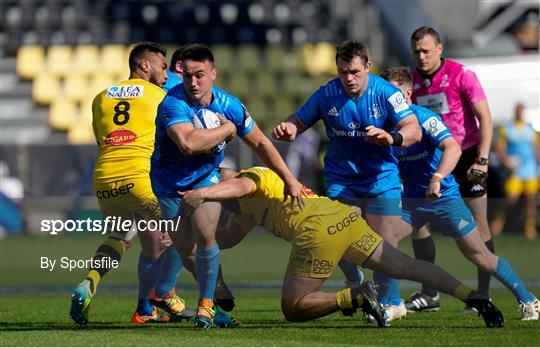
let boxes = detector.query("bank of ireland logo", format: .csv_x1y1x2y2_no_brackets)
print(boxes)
348,121,361,129
396,148,407,156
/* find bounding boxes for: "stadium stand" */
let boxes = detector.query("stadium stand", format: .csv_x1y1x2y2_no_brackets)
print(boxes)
2,0,536,148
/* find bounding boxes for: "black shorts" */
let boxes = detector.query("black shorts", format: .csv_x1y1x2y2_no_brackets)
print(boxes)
453,146,487,198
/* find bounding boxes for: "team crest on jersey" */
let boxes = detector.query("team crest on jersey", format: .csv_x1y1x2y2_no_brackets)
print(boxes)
413,83,422,91
106,85,144,98
104,129,137,145
369,105,382,119
422,116,447,137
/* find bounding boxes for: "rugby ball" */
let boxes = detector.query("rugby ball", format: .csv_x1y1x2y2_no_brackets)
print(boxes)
193,109,227,156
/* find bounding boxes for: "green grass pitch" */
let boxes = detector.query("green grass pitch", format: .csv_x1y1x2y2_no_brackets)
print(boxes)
1,232,539,346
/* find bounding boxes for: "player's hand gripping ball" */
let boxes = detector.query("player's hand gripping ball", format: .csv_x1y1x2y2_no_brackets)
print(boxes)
193,109,228,156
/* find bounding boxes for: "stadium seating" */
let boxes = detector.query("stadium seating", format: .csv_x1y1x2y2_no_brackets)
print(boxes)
32,72,61,104
49,99,77,131
16,42,336,144
16,45,45,80
63,74,88,102
72,45,100,76
46,45,73,77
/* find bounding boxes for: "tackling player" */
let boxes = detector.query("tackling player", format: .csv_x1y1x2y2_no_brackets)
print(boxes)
380,66,538,321
272,40,421,313
179,166,505,328
409,26,496,311
70,43,194,325
150,44,304,329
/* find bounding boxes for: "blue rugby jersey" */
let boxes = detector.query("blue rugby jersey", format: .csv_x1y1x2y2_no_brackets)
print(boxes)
394,104,460,198
151,84,254,194
296,74,414,195
502,121,538,180
162,70,183,92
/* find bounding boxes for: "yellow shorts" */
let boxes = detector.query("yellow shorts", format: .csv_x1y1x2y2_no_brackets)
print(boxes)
94,177,161,240
287,206,383,278
505,176,539,197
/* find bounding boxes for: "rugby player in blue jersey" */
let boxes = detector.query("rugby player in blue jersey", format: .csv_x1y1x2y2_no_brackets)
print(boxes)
151,44,304,329
163,46,184,92
379,66,538,321
272,41,421,316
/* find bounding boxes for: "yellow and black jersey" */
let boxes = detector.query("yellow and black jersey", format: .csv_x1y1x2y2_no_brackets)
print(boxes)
92,78,165,182
236,167,349,242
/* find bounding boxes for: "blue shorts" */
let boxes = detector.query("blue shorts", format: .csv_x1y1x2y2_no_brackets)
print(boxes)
326,183,402,216
156,169,221,220
402,196,477,239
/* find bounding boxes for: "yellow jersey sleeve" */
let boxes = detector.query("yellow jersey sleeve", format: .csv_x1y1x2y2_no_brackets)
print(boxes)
93,79,166,182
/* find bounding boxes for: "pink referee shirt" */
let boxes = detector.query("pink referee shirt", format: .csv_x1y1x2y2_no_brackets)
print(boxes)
412,59,487,150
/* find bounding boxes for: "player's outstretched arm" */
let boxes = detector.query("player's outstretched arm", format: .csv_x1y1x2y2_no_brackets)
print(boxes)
395,115,422,147
242,124,306,209
166,120,236,155
180,177,255,210
271,114,308,142
426,137,461,200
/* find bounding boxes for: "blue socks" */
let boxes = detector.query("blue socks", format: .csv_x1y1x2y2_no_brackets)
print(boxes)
373,272,402,306
196,244,221,302
137,251,163,315
492,256,535,303
338,259,364,284
155,247,183,298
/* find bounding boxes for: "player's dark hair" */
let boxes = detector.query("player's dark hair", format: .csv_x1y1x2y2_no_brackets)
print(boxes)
129,42,167,71
380,66,412,87
181,44,214,66
170,45,186,71
411,26,442,44
335,40,370,65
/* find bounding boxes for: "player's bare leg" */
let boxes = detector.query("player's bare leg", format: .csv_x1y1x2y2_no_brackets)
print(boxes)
365,213,405,320
455,229,538,320
524,193,537,239
360,241,504,328
281,272,385,326
465,195,494,298
490,192,519,236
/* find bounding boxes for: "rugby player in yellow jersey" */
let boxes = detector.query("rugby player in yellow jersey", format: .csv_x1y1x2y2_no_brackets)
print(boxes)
70,42,196,325
180,167,505,328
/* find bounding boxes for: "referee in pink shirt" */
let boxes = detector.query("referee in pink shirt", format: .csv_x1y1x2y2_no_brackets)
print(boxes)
404,26,495,313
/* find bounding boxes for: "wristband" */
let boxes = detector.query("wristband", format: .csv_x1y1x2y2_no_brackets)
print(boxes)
390,132,403,146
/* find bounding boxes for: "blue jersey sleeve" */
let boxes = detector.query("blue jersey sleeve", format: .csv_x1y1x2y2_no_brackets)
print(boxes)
220,94,254,138
159,94,193,128
296,87,324,128
381,83,414,126
420,113,453,147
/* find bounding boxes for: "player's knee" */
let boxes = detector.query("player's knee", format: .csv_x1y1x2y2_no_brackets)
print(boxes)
465,249,491,271
281,299,303,322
